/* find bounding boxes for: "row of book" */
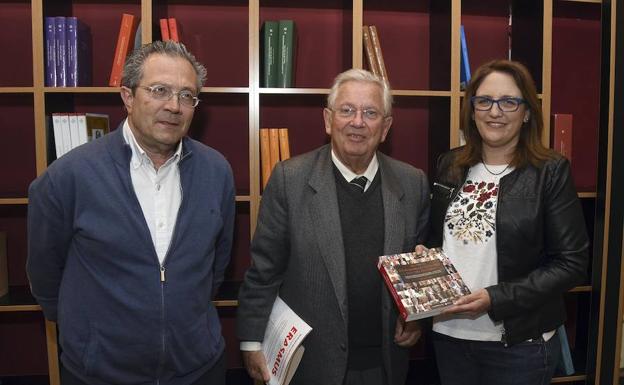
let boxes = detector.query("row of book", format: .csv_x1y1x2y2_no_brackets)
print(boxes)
109,13,140,87
363,24,471,88
262,20,296,88
50,113,110,159
45,16,92,87
108,15,183,87
260,128,290,188
159,18,181,42
362,25,388,83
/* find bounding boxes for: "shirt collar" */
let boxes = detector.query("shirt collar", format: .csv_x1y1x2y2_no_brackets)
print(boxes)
330,149,379,183
122,119,182,170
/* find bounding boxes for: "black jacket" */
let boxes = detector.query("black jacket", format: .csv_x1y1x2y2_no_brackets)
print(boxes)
428,149,589,346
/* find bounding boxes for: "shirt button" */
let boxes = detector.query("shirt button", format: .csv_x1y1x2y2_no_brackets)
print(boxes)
158,222,165,229
156,184,161,191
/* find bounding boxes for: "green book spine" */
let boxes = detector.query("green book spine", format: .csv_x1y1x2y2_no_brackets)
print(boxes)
277,20,295,88
262,21,278,87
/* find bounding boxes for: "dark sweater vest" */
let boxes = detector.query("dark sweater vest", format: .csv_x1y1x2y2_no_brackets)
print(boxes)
333,166,384,369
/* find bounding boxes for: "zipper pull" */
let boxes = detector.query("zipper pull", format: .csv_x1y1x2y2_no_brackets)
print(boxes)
160,266,166,282
433,182,455,198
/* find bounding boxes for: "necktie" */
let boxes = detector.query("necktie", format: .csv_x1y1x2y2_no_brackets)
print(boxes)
349,176,367,192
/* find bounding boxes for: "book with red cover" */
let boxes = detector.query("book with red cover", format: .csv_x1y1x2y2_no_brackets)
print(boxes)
378,248,470,321
108,13,138,87
159,18,170,41
551,113,573,162
168,18,180,42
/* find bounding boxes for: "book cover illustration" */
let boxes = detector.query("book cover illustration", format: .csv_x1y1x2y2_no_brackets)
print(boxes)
378,248,470,321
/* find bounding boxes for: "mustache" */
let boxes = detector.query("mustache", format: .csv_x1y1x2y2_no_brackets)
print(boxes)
156,114,182,125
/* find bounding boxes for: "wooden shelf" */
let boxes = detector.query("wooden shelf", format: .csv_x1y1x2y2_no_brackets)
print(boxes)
551,374,587,383
578,192,597,198
558,0,601,3
0,198,28,205
570,285,592,293
260,87,330,95
43,87,119,93
0,87,34,94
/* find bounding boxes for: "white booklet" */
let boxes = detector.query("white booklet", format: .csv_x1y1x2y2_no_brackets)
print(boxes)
262,296,312,385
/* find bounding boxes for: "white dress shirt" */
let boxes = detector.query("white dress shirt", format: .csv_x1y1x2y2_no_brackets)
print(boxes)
122,120,182,264
330,150,379,191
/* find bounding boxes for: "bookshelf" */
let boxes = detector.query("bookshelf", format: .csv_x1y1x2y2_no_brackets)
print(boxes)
0,0,619,384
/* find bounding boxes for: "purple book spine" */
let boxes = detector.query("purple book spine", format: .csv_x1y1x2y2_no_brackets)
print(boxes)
66,17,77,87
54,16,67,87
44,17,56,87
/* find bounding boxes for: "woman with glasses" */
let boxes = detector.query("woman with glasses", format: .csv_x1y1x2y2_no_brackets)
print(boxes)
424,59,589,385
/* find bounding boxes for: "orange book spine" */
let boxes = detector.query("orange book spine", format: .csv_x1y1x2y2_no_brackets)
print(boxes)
269,128,280,175
109,14,138,87
278,128,290,161
552,114,573,162
260,129,271,189
168,18,179,42
368,25,388,83
362,26,380,76
160,18,170,41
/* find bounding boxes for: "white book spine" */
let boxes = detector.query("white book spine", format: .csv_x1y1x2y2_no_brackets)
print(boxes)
76,114,88,145
68,113,80,149
52,114,64,158
59,114,71,155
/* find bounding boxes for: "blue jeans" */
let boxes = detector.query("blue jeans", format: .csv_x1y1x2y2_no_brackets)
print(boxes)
433,331,561,385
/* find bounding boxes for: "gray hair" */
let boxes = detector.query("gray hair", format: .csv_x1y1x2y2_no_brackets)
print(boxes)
121,40,207,93
327,68,393,116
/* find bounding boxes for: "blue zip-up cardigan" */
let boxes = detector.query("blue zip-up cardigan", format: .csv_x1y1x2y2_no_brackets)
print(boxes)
27,126,235,385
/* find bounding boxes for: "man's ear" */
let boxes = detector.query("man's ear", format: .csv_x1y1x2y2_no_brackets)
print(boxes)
323,108,333,135
120,86,134,114
380,116,393,143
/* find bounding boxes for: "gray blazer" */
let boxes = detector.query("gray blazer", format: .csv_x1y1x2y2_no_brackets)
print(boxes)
237,144,430,385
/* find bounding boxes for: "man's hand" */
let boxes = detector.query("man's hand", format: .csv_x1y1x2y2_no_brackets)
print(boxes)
242,350,271,382
394,317,422,347
414,244,429,256
442,288,491,318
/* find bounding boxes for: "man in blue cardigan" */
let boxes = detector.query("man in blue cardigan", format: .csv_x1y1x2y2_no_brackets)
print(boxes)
27,41,235,385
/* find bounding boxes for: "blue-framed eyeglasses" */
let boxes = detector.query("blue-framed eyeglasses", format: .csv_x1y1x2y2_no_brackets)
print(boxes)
471,96,526,112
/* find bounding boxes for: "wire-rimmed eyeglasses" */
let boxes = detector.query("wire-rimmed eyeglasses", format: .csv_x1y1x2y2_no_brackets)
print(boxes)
330,105,385,121
139,85,200,108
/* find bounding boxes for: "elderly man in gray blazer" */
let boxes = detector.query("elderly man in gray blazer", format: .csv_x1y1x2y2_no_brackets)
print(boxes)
237,68,430,385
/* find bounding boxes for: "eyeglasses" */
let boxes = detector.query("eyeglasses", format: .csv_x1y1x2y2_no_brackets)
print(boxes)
471,96,526,112
331,105,384,121
139,85,200,108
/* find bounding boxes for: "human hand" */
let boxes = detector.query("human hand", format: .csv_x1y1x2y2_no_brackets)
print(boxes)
442,288,491,318
414,244,429,256
242,350,271,382
394,317,422,347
